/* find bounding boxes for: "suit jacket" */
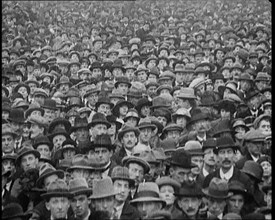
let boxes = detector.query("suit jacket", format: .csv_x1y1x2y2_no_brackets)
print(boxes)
203,166,253,193
120,201,141,220
111,147,127,166
235,153,254,170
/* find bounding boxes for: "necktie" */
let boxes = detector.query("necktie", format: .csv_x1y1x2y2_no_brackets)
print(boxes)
112,208,119,220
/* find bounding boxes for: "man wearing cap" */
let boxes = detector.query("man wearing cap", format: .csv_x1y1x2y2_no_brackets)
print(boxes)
2,124,18,155
235,129,267,169
112,125,140,166
27,115,48,142
254,114,271,136
111,166,141,220
203,136,253,194
68,178,93,220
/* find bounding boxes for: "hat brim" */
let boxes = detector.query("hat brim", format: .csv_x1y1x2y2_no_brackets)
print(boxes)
88,120,111,129
36,170,65,188
130,197,166,207
118,128,140,141
16,150,40,166
41,191,72,200
89,192,117,199
112,177,135,187
202,188,231,199
70,189,93,196
169,161,197,169
122,156,151,174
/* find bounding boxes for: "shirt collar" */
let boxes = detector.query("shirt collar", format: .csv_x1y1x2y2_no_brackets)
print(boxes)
251,154,259,162
220,165,234,181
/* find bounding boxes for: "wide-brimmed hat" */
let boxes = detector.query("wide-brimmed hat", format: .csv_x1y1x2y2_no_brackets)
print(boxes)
8,108,25,124
88,112,111,129
55,75,73,88
89,177,117,199
176,88,197,99
36,163,64,188
241,161,263,182
202,177,230,199
114,76,131,88
135,98,152,113
41,179,72,200
68,178,93,196
112,100,134,117
253,114,271,130
15,146,40,166
70,116,89,132
228,180,254,202
138,117,157,130
111,166,135,187
130,182,166,207
48,127,70,141
170,148,196,168
67,154,102,172
25,103,45,118
48,117,71,133
92,133,116,151
2,203,31,220
214,136,239,154
2,123,18,139
243,129,266,143
156,176,181,192
174,182,203,197
118,124,140,141
33,135,53,151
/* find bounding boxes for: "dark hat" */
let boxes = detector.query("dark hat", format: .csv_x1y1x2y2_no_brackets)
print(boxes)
16,146,40,166
95,96,114,110
159,138,177,154
170,148,196,168
41,179,72,200
48,117,71,134
42,98,58,110
118,124,140,141
214,136,239,154
36,163,64,188
202,138,217,151
187,108,209,127
112,100,134,117
68,178,93,196
114,76,131,88
111,166,135,187
92,133,115,151
88,112,111,128
25,103,45,118
228,180,254,202
48,127,70,142
241,160,263,182
70,116,89,132
56,75,73,88
151,96,171,110
111,59,125,72
122,156,151,174
13,83,30,95
2,203,31,220
8,108,25,123
33,135,53,151
202,177,230,199
106,115,123,130
174,183,203,197
135,98,152,113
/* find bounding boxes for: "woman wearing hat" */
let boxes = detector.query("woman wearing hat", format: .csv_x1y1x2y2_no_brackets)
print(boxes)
112,100,134,124
13,83,30,101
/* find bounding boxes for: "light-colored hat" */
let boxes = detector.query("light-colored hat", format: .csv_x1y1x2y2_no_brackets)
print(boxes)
68,178,93,196
172,108,191,121
89,177,117,199
202,177,230,199
189,77,206,89
155,176,181,191
176,88,197,99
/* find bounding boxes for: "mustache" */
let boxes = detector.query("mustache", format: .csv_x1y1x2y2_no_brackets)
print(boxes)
187,208,195,213
222,159,231,164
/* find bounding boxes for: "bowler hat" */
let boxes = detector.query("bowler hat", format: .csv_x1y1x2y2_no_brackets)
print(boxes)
41,179,72,200
36,163,64,188
48,127,70,141
214,136,239,154
170,148,196,168
174,183,203,197
33,135,53,150
114,76,131,88
89,177,117,199
56,75,72,88
184,140,204,156
159,138,177,154
111,166,135,187
95,96,114,110
241,161,263,182
68,178,93,196
2,203,31,220
202,177,230,199
228,180,254,202
118,124,140,141
92,133,116,151
8,108,25,123
42,98,58,110
88,112,111,129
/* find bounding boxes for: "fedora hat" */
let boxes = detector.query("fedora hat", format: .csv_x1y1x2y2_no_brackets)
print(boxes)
88,112,111,129
170,148,196,168
111,59,125,72
118,124,140,141
214,136,239,154
2,203,31,220
89,177,117,199
48,127,70,142
48,117,71,133
69,178,93,196
95,96,114,110
112,100,134,117
150,96,171,110
2,123,18,139
15,146,40,166
174,182,203,197
138,117,157,130
56,75,73,88
33,135,53,151
70,116,89,132
212,119,233,137
36,163,64,188
130,182,166,207
41,179,72,200
176,88,197,99
42,98,58,110
187,108,209,126
67,154,99,172
156,176,181,192
162,123,183,134
228,180,254,202
93,133,116,151
111,166,135,187
202,177,230,199
218,81,238,96
83,85,100,98
8,108,25,124
241,161,263,182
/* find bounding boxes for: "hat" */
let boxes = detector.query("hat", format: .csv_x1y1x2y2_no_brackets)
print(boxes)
170,148,196,168
25,103,45,118
243,129,266,142
123,108,140,121
184,140,204,156
159,138,177,154
67,154,99,172
174,182,203,197
41,179,72,200
122,156,151,174
8,108,25,123
228,180,254,202
92,133,116,151
202,177,230,199
214,136,239,154
162,123,183,134
70,116,89,132
15,146,40,166
56,75,72,88
176,88,197,99
13,83,30,95
187,108,209,126
130,182,166,207
255,72,271,81
218,81,238,96
114,76,131,88
48,117,71,133
241,161,263,182
156,176,181,191
253,114,271,130
111,166,135,187
138,117,157,130
2,203,31,220
2,123,18,139
33,135,53,150
68,178,93,196
151,96,171,110
42,98,58,110
118,124,140,141
112,100,134,117
232,118,249,132
88,112,111,129
238,72,254,81
27,115,48,127
36,163,64,188
202,138,217,151
106,115,123,130
172,108,191,122
83,84,100,98
89,177,117,199
33,88,49,98
95,96,114,110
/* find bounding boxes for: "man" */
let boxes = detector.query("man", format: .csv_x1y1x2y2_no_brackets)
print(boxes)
41,179,73,220
88,112,111,142
89,177,117,219
135,117,156,150
202,177,230,219
112,125,140,166
42,98,58,124
130,182,166,219
27,115,48,142
169,148,197,186
111,166,141,219
68,178,93,220
253,114,271,136
235,129,266,169
203,136,253,194
95,96,114,116
15,146,40,172
70,116,90,144
2,124,18,155
201,138,217,178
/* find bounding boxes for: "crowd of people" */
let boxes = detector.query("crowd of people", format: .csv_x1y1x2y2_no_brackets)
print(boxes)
2,0,272,219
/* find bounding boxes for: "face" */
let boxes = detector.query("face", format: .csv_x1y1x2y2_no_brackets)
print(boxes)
125,117,138,127
137,71,147,82
90,124,107,140
214,79,225,91
21,153,38,171
136,201,162,218
97,104,111,116
2,134,15,154
36,144,51,159
94,147,113,165
121,131,137,150
147,86,157,98
94,196,114,216
2,159,16,175
207,197,226,217
128,163,144,186
18,86,28,99
52,134,66,152
170,166,193,186
191,155,204,175
71,194,90,218
217,148,235,170
261,161,271,177
75,128,89,142
44,174,59,190
166,130,181,143
117,84,129,95
258,120,271,136
139,127,153,143
34,95,46,106
46,197,70,219
176,116,188,128
227,194,244,214
119,105,129,117
113,179,130,203
159,185,175,206
246,141,262,157
44,108,56,123
177,197,201,217
175,98,191,110
86,93,98,106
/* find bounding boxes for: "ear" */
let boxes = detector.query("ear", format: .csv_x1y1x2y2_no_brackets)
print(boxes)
45,201,50,211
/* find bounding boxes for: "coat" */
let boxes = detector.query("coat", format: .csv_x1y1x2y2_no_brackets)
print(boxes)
120,201,141,220
235,153,254,170
111,147,127,166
